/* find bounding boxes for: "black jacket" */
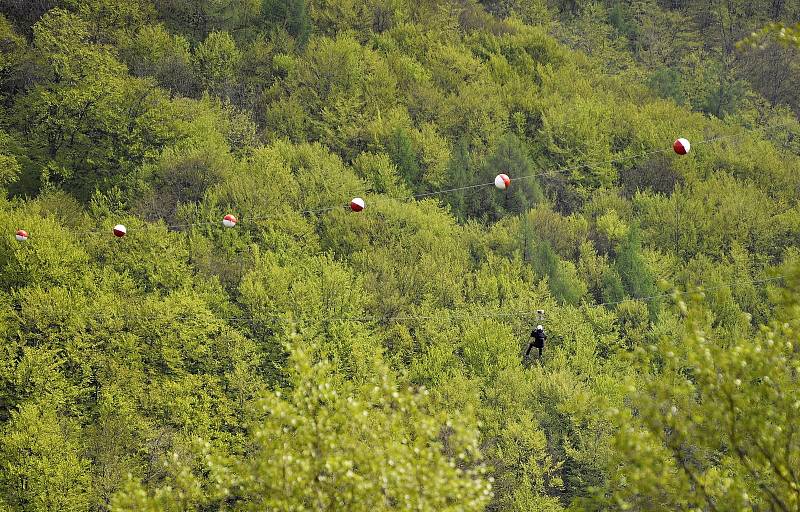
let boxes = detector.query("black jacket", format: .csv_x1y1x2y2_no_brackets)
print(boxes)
531,329,546,348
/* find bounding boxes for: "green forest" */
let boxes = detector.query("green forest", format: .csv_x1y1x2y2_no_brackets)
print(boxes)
0,0,799,510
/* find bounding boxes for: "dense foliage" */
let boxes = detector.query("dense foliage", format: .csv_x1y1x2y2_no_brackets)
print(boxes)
0,0,799,510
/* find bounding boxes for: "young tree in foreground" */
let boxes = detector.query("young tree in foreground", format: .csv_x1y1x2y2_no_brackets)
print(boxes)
111,344,492,511
596,261,800,511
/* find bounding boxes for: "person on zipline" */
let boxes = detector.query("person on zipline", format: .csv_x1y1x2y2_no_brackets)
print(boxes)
525,325,547,360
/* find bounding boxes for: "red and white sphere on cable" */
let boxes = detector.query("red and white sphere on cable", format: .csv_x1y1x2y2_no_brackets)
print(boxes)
222,214,238,228
494,173,511,190
673,138,691,155
350,197,365,212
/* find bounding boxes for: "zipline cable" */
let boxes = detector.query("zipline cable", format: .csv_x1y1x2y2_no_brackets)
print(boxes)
24,119,796,238
63,274,784,327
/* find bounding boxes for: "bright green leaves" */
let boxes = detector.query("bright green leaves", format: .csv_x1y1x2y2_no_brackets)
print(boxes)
193,31,241,97
2,3,800,512
0,131,22,190
452,133,544,222
31,9,100,81
0,210,88,290
636,173,800,263
605,268,800,511
240,252,365,331
61,0,156,44
364,108,452,192
739,21,800,48
271,34,399,159
14,9,167,199
0,402,91,512
144,135,238,223
351,152,411,197
614,227,659,315
238,350,490,511
112,347,492,512
539,92,615,205
119,24,194,94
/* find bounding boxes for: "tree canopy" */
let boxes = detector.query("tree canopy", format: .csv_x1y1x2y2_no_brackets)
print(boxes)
0,0,799,510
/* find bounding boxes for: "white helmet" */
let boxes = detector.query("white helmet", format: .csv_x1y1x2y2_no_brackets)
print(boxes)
536,325,543,330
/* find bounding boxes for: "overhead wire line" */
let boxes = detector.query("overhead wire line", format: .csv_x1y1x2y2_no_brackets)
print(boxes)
8,267,788,327
118,274,786,327
37,118,796,238
478,120,796,188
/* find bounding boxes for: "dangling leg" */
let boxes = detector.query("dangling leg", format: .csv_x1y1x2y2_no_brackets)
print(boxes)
523,343,535,367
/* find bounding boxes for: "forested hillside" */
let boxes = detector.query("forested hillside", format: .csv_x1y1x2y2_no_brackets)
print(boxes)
1,0,799,510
